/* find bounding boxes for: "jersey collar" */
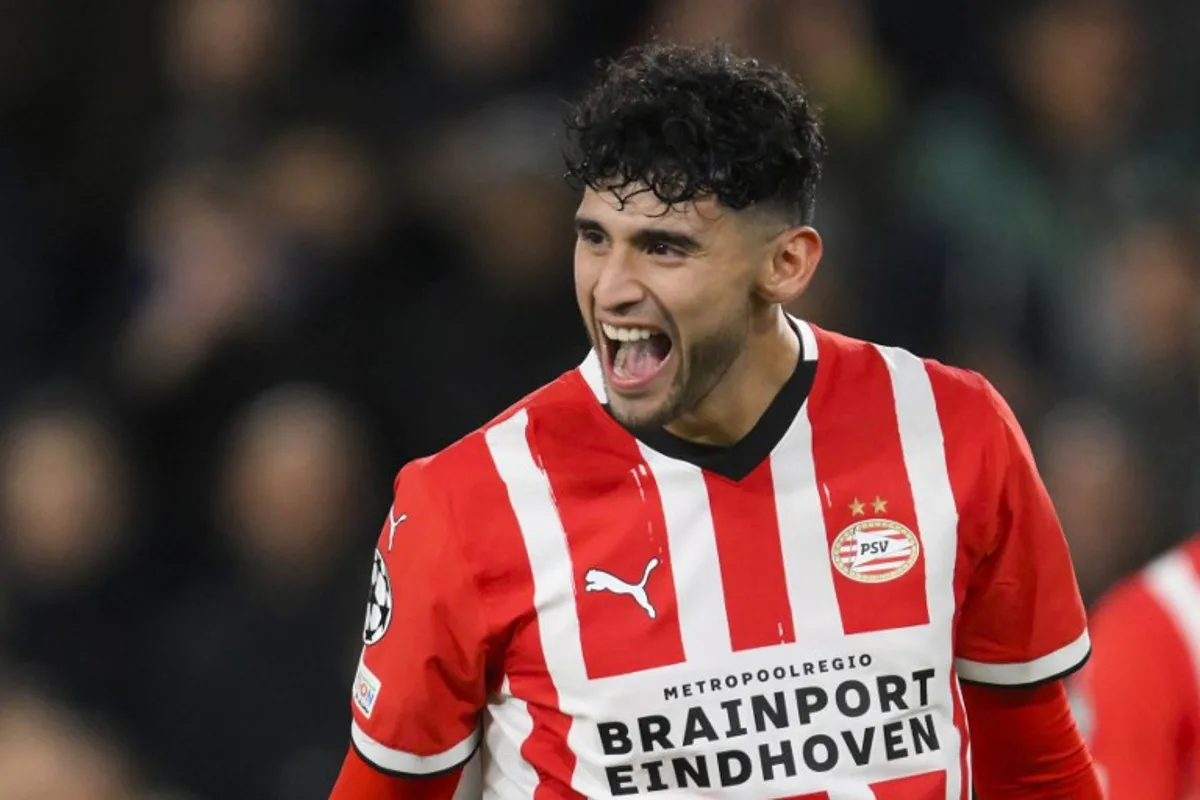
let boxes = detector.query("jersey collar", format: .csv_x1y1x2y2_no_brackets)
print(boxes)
580,317,819,482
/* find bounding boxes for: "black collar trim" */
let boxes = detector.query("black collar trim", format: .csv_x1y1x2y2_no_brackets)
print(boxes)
606,322,816,481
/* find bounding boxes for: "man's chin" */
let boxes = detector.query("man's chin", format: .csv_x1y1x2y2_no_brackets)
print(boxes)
605,392,675,432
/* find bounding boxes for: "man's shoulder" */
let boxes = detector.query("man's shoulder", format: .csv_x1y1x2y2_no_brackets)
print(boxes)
918,355,1004,427
393,361,603,582
814,325,1000,421
404,359,601,497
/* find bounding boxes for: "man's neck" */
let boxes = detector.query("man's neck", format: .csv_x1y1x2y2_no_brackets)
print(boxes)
663,310,801,447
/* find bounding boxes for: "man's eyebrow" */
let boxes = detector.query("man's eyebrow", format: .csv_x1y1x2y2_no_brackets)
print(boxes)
575,216,703,250
630,227,703,253
574,216,606,234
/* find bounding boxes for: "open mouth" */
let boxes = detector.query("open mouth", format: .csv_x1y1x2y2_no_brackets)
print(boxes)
600,322,674,391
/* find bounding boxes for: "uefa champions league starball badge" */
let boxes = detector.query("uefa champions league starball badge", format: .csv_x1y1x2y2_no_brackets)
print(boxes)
363,549,393,645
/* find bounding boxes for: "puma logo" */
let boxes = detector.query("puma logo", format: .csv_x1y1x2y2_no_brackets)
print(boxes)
584,558,660,618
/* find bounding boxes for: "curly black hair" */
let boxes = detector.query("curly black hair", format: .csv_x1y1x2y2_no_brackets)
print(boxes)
564,41,826,225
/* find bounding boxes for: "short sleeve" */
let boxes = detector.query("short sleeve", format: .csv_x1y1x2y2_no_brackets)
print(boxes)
954,380,1090,687
348,461,488,776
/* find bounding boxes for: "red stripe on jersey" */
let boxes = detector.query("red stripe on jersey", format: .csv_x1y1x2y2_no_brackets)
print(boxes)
925,362,993,798
436,433,586,800
533,400,686,679
704,462,796,650
522,704,582,800
808,332,929,633
776,793,829,799
869,769,947,799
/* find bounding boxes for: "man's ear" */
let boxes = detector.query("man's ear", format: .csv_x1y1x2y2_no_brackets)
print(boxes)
757,226,822,305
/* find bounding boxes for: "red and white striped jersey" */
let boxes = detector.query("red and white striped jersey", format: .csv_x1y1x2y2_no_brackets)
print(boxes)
347,321,1090,799
1070,535,1200,799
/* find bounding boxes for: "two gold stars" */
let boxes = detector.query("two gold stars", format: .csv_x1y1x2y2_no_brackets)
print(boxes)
849,496,887,516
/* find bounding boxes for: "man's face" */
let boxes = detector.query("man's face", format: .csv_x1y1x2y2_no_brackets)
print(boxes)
574,187,764,430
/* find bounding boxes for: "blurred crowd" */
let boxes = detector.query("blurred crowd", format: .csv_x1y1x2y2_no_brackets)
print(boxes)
1,0,1198,797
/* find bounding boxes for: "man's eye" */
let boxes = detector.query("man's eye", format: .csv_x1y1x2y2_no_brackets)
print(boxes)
580,230,605,246
649,242,683,258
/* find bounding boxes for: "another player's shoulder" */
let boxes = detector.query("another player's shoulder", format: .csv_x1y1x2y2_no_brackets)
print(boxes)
1140,533,1200,600
1089,564,1165,637
1087,536,1200,688
1115,534,1200,630
1180,533,1200,572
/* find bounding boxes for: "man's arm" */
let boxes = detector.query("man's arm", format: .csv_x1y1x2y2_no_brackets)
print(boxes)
940,372,1098,794
329,462,490,798
963,681,1101,798
330,748,478,800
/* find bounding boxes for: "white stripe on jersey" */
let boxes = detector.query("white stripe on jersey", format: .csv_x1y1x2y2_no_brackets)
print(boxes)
486,411,588,693
1145,550,1200,694
350,720,479,775
772,397,845,645
877,344,966,800
484,410,602,797
578,349,607,402
482,677,540,798
794,317,819,362
638,443,733,661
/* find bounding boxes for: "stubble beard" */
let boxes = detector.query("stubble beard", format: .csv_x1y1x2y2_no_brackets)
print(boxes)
608,320,748,433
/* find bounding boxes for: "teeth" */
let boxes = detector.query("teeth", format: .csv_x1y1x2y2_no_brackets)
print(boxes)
602,323,659,342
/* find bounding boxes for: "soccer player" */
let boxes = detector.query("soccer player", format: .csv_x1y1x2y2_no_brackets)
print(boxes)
1069,533,1200,798
330,42,1101,799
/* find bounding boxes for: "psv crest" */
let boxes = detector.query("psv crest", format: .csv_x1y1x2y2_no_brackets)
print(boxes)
831,518,920,583
362,549,393,645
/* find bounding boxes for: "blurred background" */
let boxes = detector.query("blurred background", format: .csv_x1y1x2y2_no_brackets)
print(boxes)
0,0,1198,797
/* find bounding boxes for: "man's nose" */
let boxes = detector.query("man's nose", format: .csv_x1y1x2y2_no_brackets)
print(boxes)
593,248,646,315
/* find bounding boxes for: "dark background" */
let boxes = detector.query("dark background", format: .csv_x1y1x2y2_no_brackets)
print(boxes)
1,0,1198,797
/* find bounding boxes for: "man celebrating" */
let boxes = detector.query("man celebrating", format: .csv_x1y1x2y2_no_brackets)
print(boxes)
330,42,1101,799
